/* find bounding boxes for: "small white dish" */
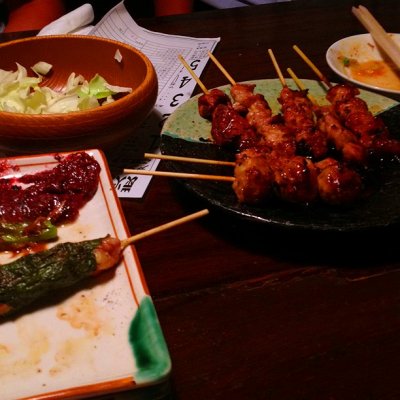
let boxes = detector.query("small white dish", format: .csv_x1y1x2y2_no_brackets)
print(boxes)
326,33,400,95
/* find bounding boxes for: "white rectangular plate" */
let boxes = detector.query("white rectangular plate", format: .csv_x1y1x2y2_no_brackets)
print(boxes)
0,149,171,400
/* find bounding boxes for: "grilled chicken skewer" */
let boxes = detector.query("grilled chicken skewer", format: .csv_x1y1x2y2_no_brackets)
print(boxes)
293,45,400,158
268,48,328,159
137,153,363,206
175,54,366,206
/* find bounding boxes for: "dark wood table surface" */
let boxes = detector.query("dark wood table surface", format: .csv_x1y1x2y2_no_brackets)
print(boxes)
3,0,400,399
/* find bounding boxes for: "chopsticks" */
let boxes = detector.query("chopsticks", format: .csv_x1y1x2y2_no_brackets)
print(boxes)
352,5,400,70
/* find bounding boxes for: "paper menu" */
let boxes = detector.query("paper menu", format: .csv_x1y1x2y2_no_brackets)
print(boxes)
89,2,221,198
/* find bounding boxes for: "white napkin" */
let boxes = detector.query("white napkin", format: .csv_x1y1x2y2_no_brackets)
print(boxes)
37,3,95,36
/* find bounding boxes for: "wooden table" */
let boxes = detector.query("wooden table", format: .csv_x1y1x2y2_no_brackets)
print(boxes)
3,0,400,399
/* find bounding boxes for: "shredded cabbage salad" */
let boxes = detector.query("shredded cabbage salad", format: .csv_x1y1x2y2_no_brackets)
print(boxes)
0,62,132,114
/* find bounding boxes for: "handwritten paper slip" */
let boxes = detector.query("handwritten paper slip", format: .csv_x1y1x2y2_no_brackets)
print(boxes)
89,2,220,198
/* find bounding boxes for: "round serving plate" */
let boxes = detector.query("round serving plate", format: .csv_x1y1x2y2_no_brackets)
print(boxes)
160,79,400,232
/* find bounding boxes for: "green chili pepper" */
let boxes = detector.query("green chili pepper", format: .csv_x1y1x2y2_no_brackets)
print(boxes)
0,220,58,250
0,237,104,316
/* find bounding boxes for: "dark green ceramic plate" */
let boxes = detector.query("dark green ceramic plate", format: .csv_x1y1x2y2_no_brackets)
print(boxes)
160,79,400,232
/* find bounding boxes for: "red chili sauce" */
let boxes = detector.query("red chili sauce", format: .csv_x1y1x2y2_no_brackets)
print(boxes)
0,152,101,224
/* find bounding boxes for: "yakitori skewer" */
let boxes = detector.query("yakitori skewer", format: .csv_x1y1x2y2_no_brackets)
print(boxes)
267,48,287,87
292,44,332,88
208,50,297,155
207,51,236,85
286,67,318,105
286,68,370,164
121,208,209,247
267,49,328,159
144,152,235,166
178,54,209,94
292,46,400,156
123,168,235,182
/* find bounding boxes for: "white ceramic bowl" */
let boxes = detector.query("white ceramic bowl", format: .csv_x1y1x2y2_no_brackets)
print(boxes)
326,33,400,96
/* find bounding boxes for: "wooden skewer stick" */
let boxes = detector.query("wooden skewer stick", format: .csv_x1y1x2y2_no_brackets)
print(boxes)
123,168,235,182
144,153,235,167
292,45,332,88
207,51,237,85
267,48,287,87
178,54,209,94
121,209,209,248
286,67,318,105
352,5,400,70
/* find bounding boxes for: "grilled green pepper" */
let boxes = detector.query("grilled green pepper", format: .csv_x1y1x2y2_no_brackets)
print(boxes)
0,220,57,250
0,236,120,317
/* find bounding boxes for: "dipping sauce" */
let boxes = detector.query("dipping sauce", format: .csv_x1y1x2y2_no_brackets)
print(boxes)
347,59,400,90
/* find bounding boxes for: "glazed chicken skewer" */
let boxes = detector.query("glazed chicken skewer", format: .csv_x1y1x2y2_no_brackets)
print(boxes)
285,68,365,204
183,51,363,205
285,65,368,165
138,147,362,207
293,45,400,157
208,51,296,155
267,54,363,204
325,83,400,156
268,49,329,159
179,53,259,150
167,52,366,206
182,52,313,203
209,51,365,205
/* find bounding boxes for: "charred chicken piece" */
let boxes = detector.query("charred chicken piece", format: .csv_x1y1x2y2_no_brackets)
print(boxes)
278,86,328,159
326,83,400,157
270,152,319,204
315,158,363,205
211,103,260,150
198,88,231,120
230,83,296,156
316,105,368,165
233,147,274,204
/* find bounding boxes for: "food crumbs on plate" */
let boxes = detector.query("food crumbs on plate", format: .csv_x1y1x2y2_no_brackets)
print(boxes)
0,320,50,378
0,343,10,355
57,292,113,337
49,337,94,376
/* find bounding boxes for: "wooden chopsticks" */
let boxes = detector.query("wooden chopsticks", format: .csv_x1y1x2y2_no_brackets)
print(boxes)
352,5,400,70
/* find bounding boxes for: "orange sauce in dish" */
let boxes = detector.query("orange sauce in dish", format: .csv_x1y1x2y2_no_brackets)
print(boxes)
348,60,400,90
